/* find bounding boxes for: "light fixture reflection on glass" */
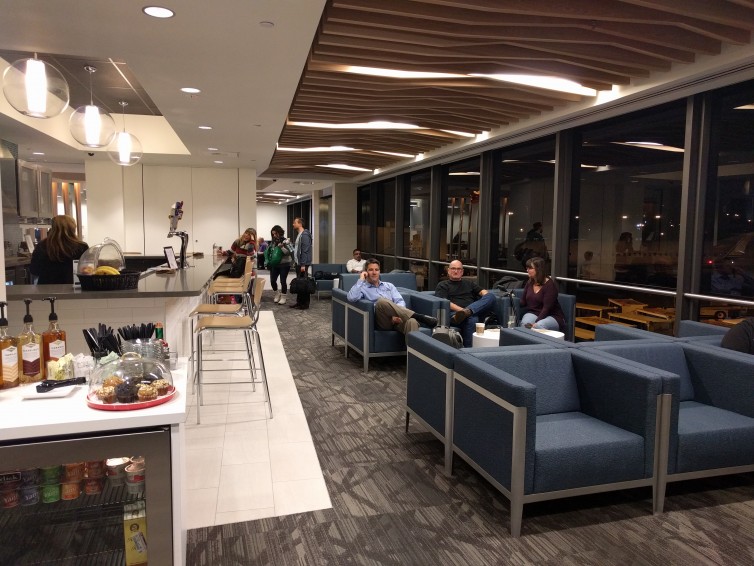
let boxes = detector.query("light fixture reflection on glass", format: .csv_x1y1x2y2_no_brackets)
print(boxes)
2,55,69,118
106,101,143,166
69,66,116,148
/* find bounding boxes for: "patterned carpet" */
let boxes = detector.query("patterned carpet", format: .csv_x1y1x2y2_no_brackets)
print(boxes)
186,292,754,565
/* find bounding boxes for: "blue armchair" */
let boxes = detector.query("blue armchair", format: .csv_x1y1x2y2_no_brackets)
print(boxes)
405,332,549,467
450,348,664,536
311,263,347,300
495,288,577,341
584,340,754,512
677,320,729,338
332,273,447,372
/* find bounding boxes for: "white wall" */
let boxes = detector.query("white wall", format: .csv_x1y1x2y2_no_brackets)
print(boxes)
256,203,287,240
86,161,256,255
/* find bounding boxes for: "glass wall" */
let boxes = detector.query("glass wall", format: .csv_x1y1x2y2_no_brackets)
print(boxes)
490,137,556,285
357,185,372,253
441,156,480,265
403,169,430,259
374,180,396,258
570,102,685,290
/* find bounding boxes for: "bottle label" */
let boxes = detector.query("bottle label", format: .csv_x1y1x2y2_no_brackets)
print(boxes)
48,339,66,360
21,343,40,377
2,346,18,385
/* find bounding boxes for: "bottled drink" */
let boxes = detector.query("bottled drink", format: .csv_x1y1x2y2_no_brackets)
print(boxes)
0,302,19,389
18,299,42,383
42,297,66,373
155,322,164,340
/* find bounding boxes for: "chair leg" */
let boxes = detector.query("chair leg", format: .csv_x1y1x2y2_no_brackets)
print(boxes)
244,329,256,392
509,498,524,538
252,328,272,419
196,331,203,425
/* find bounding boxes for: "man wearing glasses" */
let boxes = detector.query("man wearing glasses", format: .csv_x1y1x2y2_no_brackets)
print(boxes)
346,249,366,273
435,260,497,347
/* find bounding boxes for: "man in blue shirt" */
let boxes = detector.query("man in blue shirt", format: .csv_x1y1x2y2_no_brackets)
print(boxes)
347,258,437,335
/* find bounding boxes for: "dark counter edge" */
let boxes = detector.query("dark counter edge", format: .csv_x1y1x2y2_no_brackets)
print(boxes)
5,256,228,300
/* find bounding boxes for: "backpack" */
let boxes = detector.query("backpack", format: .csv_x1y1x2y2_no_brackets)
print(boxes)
432,326,464,349
265,245,283,267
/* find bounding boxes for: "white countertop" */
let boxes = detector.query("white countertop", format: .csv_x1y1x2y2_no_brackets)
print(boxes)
0,359,188,442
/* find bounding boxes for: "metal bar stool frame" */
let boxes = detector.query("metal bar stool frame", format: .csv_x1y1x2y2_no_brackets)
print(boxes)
194,277,271,424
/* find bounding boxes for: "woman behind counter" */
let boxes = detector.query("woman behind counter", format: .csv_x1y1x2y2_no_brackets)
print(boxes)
30,215,89,284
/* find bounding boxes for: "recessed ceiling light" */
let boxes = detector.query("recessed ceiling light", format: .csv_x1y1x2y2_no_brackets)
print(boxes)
471,73,597,96
316,164,372,172
181,87,200,94
32,152,44,155
214,160,223,164
198,125,212,130
277,145,355,152
207,147,218,151
259,21,275,28
143,6,174,18
290,120,419,130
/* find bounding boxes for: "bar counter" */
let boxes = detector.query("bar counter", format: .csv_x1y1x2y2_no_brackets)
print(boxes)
5,256,229,357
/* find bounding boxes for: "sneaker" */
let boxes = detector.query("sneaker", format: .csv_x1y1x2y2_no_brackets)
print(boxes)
450,308,472,325
278,294,287,305
273,290,281,303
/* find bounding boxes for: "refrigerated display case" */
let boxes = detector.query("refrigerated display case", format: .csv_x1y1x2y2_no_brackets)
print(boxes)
0,363,187,565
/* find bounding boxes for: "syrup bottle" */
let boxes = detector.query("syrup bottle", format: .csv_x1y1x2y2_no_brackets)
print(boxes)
0,302,19,389
18,299,42,383
42,297,67,368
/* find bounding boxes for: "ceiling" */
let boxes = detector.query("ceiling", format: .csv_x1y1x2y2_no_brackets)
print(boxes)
1,0,754,195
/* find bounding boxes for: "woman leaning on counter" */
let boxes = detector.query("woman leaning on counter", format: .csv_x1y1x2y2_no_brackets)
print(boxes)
30,215,88,284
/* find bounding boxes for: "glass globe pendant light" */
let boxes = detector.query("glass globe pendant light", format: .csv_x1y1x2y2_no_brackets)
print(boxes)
107,101,143,166
69,65,116,148
2,54,70,118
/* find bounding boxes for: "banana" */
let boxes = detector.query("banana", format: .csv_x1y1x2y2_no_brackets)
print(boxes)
94,266,120,276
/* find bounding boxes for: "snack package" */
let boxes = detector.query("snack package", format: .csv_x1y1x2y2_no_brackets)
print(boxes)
123,501,148,566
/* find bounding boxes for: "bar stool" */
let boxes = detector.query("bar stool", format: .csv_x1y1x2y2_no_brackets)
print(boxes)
194,277,271,424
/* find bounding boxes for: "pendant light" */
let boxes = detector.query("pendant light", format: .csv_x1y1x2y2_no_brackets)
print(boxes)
69,65,116,148
2,54,70,118
107,101,143,166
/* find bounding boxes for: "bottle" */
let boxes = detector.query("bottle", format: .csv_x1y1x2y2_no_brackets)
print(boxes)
18,299,43,383
154,322,164,341
0,302,19,389
42,297,66,373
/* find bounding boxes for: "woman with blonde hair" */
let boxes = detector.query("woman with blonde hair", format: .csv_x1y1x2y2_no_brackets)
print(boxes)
30,215,89,284
222,227,257,277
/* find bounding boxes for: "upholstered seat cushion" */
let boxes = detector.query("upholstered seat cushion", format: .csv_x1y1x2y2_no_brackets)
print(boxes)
676,401,754,473
534,412,645,493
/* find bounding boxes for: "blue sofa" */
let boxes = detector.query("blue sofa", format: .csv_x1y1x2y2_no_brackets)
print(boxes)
311,262,347,300
494,288,577,341
450,347,664,535
332,272,448,372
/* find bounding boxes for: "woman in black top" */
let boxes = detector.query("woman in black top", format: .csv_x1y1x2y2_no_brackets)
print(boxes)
30,215,88,284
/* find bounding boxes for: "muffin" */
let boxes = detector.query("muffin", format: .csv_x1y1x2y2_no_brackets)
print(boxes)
137,384,157,401
115,382,138,403
103,376,124,388
96,386,115,403
152,379,170,396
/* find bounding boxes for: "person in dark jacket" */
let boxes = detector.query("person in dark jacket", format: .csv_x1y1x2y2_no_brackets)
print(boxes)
721,317,754,355
519,256,565,332
291,217,313,310
30,215,88,284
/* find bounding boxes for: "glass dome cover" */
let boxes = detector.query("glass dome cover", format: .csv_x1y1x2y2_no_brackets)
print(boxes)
78,238,126,274
88,352,174,406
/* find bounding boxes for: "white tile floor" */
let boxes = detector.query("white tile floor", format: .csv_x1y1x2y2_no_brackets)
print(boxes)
183,296,331,529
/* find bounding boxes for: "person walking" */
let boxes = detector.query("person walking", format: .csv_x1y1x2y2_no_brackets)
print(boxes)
291,217,313,310
268,225,293,305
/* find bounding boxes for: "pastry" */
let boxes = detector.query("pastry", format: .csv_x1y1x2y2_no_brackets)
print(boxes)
137,384,157,401
115,382,138,403
152,379,170,395
96,386,115,403
103,376,124,388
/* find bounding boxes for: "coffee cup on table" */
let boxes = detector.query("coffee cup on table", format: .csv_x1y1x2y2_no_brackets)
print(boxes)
475,323,485,335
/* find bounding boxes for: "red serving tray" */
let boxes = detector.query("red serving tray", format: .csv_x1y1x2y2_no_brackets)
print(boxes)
86,387,176,411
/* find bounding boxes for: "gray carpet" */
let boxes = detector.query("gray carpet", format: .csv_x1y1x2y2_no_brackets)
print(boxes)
186,292,754,565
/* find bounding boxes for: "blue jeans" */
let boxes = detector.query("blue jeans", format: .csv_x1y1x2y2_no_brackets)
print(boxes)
520,312,560,331
451,292,497,347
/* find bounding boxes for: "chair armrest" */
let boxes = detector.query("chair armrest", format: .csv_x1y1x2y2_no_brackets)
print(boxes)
682,342,754,418
410,293,449,319
570,349,665,439
678,320,728,337
453,354,536,410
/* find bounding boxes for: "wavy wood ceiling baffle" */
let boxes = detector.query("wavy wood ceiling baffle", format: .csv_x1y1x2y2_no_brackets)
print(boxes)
265,0,754,179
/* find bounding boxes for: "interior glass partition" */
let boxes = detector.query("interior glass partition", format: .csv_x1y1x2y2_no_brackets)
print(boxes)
375,180,396,258
357,185,372,253
489,137,556,286
403,169,431,289
441,157,480,265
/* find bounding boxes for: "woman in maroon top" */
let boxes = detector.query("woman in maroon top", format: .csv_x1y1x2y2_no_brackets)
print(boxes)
519,257,565,332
